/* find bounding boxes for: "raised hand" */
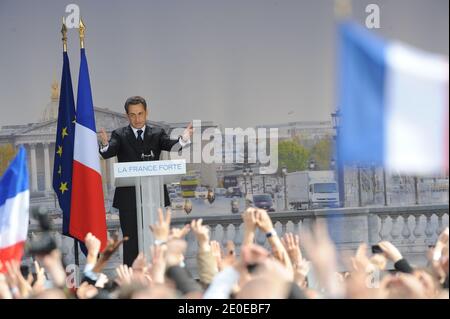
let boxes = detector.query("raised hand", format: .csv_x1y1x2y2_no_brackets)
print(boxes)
281,233,302,267
5,260,32,298
99,128,109,146
85,232,101,265
149,208,172,242
437,227,449,246
241,208,257,245
210,240,223,270
190,219,210,251
169,224,191,241
115,265,134,287
37,249,66,289
350,243,371,272
378,241,403,263
254,209,274,233
32,260,47,294
429,227,449,282
0,273,13,299
182,122,193,142
301,220,343,298
131,252,148,274
93,234,128,273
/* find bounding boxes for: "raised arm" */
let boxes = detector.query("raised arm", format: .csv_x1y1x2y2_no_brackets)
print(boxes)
159,122,193,152
99,128,120,159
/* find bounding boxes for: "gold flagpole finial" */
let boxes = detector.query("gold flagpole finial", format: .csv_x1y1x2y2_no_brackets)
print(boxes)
61,17,68,52
334,0,352,20
79,16,85,49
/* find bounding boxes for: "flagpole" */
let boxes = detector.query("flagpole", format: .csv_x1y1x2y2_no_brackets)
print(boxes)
74,239,79,266
72,17,84,270
62,17,80,270
79,17,85,49
61,17,67,52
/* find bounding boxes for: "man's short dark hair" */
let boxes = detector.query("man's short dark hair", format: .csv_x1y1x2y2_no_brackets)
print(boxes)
124,96,147,113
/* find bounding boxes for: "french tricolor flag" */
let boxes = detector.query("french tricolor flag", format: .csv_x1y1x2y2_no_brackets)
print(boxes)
0,147,29,272
70,48,107,251
338,22,449,175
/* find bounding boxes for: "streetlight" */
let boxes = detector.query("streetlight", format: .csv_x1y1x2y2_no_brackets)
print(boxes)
249,169,254,195
330,157,336,169
243,169,248,195
332,110,345,207
282,167,288,210
262,175,266,193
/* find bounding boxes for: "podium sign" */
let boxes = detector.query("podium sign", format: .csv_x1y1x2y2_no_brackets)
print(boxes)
113,159,186,259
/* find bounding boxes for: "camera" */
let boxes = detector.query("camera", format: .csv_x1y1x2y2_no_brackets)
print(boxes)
27,206,57,256
371,244,383,254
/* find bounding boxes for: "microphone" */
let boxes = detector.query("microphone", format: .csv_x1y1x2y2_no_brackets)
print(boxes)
141,150,155,161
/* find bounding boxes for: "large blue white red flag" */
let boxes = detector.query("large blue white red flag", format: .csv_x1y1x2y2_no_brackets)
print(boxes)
0,147,29,272
338,22,449,175
70,48,107,250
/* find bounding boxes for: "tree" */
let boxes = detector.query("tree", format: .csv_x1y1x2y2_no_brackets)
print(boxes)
278,140,309,173
309,138,332,170
0,144,16,176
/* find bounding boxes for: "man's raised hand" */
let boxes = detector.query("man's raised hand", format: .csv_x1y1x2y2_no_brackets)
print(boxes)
99,128,109,146
182,122,193,142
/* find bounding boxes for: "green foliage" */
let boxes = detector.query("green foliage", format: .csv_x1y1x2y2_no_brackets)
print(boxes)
278,140,309,173
310,138,333,170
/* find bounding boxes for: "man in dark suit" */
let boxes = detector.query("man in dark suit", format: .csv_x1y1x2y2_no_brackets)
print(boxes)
99,96,192,266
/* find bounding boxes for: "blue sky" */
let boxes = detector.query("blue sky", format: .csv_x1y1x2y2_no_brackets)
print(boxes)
0,0,448,127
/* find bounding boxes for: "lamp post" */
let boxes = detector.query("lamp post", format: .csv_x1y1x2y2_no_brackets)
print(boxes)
414,176,419,205
243,169,248,195
357,166,362,207
330,157,336,170
332,110,345,207
282,167,288,210
249,169,254,195
383,168,388,206
309,160,316,171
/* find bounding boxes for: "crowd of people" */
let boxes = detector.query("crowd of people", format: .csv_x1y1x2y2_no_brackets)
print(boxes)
0,207,448,299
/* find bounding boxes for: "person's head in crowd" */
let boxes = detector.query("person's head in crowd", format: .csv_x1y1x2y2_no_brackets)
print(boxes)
131,283,178,299
31,288,66,299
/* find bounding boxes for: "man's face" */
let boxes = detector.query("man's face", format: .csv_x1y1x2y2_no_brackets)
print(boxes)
126,103,147,129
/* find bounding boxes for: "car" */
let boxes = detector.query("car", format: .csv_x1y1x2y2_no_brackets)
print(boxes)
246,193,275,212
169,192,178,200
171,197,185,210
214,188,227,197
195,186,208,199
226,187,242,198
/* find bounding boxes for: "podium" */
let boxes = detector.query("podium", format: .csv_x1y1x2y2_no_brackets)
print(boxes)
113,159,186,257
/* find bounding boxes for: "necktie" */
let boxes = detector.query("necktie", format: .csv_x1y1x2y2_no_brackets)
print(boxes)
137,129,144,150
137,129,144,142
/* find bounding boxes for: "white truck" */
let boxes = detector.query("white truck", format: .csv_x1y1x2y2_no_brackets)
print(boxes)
286,171,340,210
